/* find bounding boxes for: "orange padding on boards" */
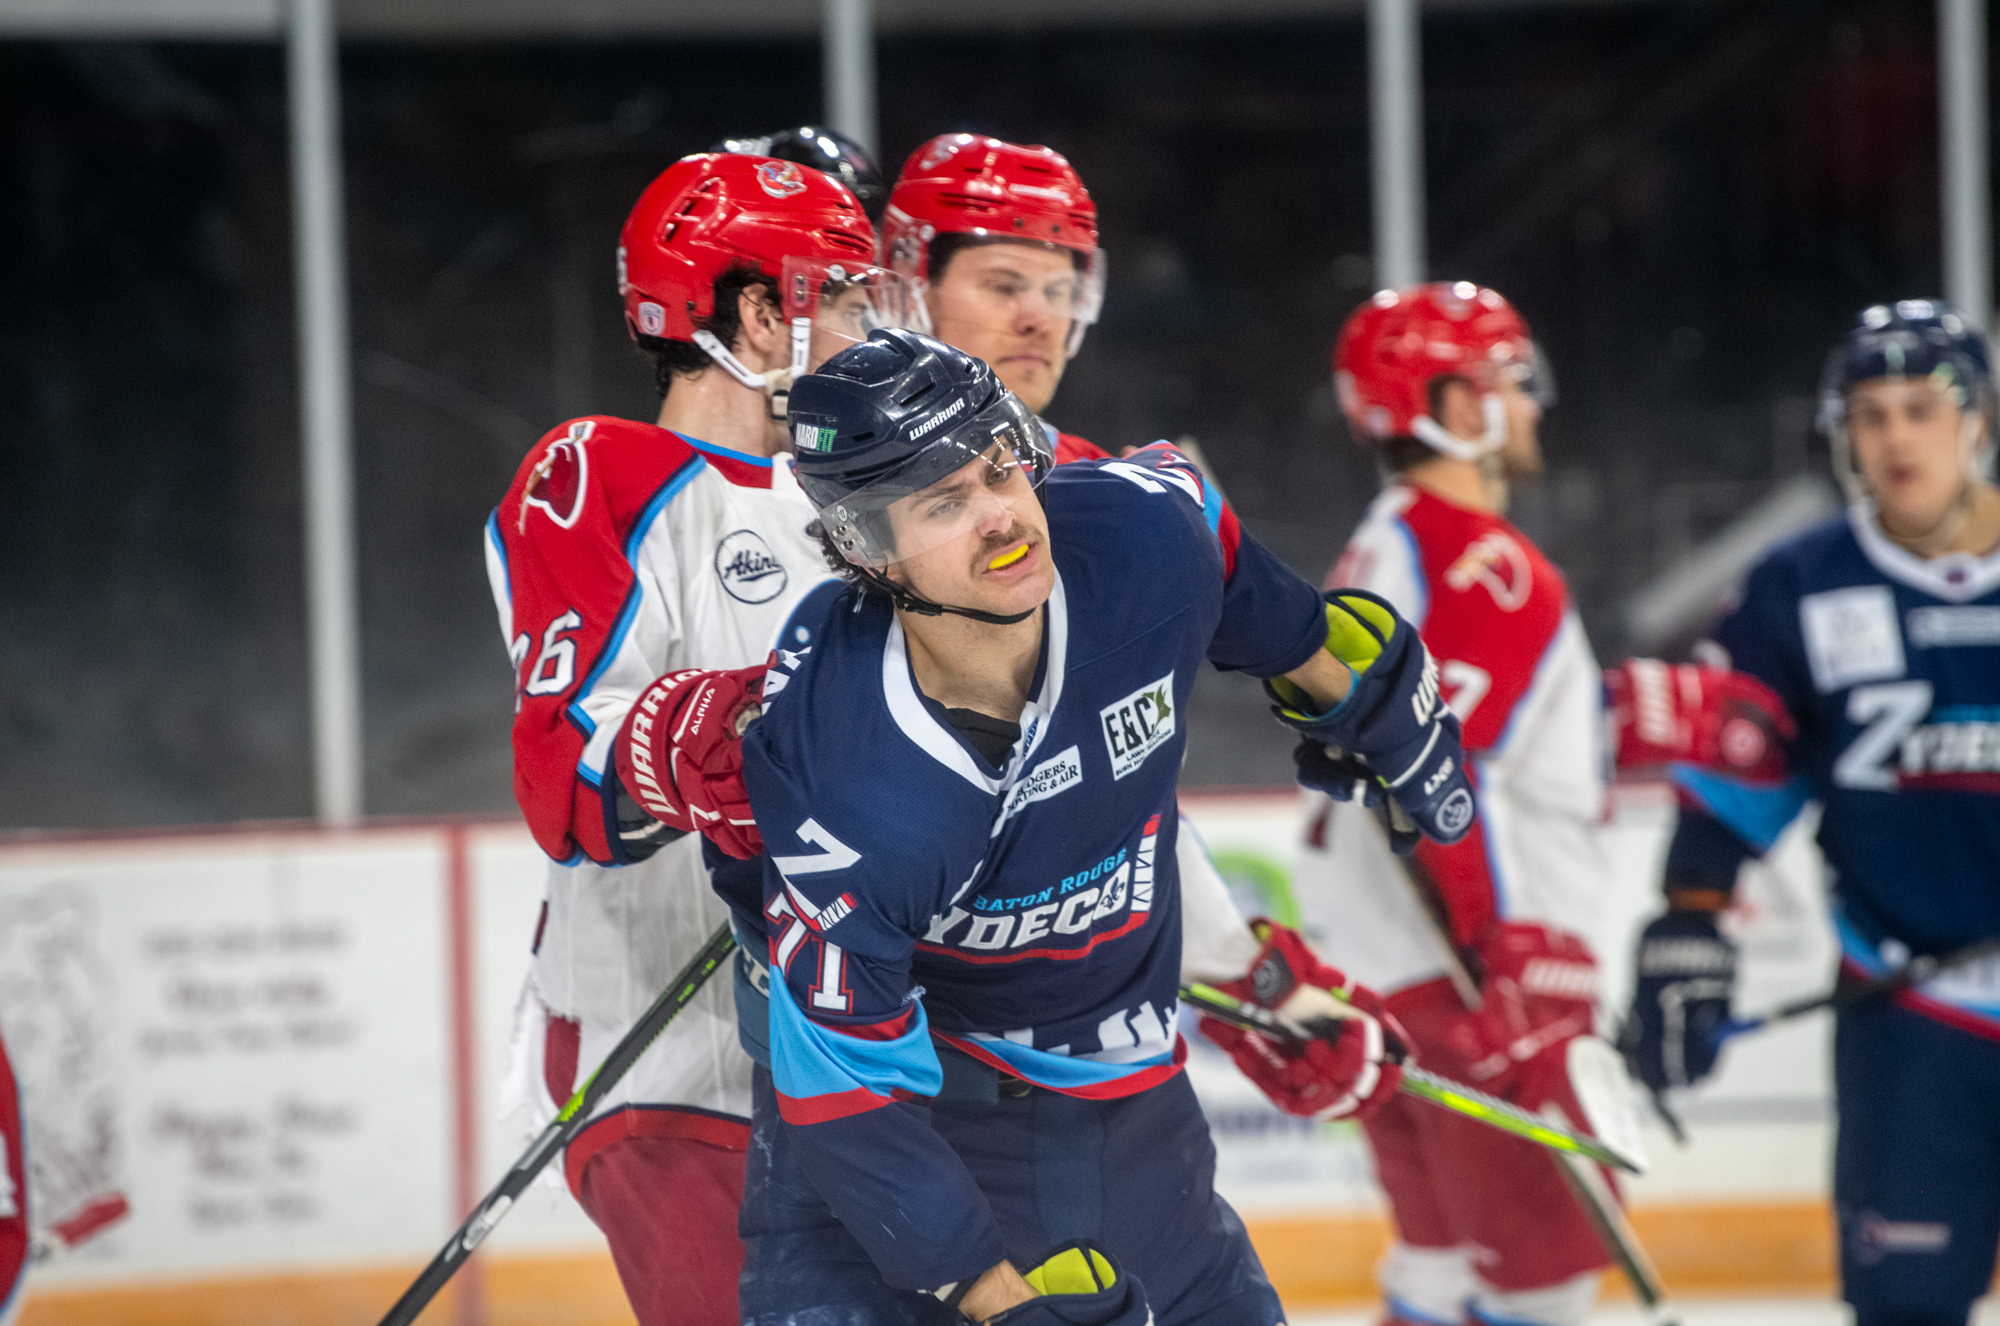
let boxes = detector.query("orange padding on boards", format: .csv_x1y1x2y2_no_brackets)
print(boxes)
15,1202,1854,1323
18,1249,636,1326
1244,1200,1838,1305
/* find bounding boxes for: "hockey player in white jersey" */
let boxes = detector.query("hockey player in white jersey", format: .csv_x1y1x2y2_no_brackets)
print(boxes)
485,150,913,1326
1296,283,1615,1326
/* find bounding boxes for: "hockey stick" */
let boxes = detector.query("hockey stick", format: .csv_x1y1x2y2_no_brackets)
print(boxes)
1360,810,1675,1312
1715,935,2000,1046
30,1191,130,1265
1362,807,1676,1312
1180,982,1642,1173
375,922,740,1326
1545,1108,1675,1323
1320,804,1676,1313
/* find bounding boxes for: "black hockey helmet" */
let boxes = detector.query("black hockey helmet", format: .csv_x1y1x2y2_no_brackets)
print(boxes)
791,327,1051,577
1820,300,1992,431
712,125,887,223
1820,299,1995,496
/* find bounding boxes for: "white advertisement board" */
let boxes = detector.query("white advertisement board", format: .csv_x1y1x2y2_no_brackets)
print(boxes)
0,787,1842,1295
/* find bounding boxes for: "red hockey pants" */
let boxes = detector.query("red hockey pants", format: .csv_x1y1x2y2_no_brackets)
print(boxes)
1364,977,1610,1293
547,1016,749,1326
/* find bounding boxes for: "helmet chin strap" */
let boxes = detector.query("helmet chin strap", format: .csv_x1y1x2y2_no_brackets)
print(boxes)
855,564,1039,626
1409,395,1508,461
694,316,813,421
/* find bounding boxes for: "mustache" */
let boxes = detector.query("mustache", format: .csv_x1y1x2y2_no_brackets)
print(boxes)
976,523,1036,561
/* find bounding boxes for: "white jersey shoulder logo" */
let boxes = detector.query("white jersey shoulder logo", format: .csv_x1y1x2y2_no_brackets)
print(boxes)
1100,672,1176,780
1444,530,1531,612
714,529,789,604
519,421,593,531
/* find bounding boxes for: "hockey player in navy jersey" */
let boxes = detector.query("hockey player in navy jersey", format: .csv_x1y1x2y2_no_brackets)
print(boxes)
879,134,1272,987
1616,301,2000,1326
617,328,1476,1324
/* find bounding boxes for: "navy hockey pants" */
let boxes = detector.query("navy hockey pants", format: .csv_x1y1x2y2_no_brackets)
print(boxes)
736,1062,1285,1326
1835,996,2000,1326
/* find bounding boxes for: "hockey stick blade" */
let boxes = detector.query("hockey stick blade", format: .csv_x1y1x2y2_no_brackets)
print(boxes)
1182,983,1643,1174
374,923,739,1326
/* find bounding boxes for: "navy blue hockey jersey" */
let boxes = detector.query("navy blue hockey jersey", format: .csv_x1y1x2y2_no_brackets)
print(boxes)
1677,505,2000,1040
735,446,1326,1290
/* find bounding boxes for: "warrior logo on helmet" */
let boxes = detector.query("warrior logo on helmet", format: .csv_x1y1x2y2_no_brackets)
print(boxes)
756,161,809,199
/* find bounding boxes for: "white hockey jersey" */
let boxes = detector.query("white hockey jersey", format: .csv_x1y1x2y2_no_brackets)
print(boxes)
1295,484,1609,994
487,418,836,1170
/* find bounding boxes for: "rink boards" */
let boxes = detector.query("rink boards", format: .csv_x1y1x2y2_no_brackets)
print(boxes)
0,789,1844,1320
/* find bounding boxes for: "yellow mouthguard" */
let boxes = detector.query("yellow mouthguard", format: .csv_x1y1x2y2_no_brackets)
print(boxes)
988,544,1029,570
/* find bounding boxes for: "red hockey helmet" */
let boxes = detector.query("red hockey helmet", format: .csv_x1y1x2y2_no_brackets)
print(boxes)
617,153,882,344
1333,282,1552,460
881,134,1105,356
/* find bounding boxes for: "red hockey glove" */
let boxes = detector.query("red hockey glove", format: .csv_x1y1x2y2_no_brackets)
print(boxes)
613,661,767,859
1199,920,1407,1122
1604,660,1794,780
1450,921,1598,1093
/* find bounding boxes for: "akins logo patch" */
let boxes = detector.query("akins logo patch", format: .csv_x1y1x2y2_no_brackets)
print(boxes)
715,529,788,604
1100,673,1176,780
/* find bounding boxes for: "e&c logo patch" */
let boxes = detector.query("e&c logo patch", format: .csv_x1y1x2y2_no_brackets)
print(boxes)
1100,673,1176,780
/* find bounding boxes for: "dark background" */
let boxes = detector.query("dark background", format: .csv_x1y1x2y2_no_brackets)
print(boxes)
0,0,1970,827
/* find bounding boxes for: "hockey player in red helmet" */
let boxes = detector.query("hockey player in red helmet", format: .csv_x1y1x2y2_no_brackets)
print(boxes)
1301,282,1623,1326
485,152,912,1326
882,133,1110,464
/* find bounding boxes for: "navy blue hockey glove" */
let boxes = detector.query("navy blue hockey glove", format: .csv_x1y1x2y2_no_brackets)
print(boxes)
1620,909,1737,1091
1267,590,1476,847
984,1242,1150,1326
1292,741,1419,854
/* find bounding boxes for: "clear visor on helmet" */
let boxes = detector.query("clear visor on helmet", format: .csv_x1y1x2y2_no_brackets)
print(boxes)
816,392,1052,571
1485,339,1556,410
780,255,920,371
904,239,1107,360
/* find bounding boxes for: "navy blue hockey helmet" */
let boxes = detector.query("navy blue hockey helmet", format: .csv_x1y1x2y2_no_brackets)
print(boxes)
790,327,1052,570
1820,300,1993,433
1820,300,1994,496
712,125,887,223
